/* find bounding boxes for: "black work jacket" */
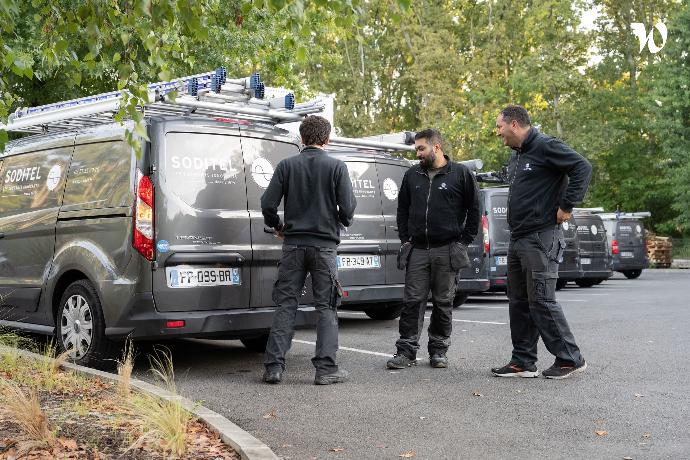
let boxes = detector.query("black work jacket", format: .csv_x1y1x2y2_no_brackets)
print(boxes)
261,147,357,248
507,128,592,239
397,156,479,247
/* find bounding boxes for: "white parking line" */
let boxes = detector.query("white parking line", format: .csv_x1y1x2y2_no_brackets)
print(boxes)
293,339,390,357
424,316,507,325
560,299,586,302
461,305,509,309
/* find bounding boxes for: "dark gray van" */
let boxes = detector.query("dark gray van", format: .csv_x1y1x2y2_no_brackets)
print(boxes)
600,213,649,279
477,187,510,293
0,116,418,366
571,211,612,287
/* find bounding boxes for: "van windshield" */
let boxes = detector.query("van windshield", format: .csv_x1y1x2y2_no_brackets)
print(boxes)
164,133,246,210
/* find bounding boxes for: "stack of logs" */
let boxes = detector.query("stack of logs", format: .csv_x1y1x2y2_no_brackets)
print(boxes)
647,233,673,267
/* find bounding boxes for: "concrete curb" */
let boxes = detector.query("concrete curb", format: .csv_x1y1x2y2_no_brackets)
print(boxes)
0,345,278,460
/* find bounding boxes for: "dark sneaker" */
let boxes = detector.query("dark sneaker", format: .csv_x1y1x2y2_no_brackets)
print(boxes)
491,362,539,378
542,359,587,380
386,354,417,369
429,354,448,368
262,369,282,384
314,369,349,385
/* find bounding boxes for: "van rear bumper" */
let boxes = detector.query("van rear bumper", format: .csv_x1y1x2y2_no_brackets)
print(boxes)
457,278,490,292
105,293,318,340
340,284,404,305
558,269,582,281
579,270,613,279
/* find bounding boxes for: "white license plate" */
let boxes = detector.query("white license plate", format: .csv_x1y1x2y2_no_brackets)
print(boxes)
620,251,634,258
166,266,240,288
337,255,381,269
580,258,591,265
495,256,507,266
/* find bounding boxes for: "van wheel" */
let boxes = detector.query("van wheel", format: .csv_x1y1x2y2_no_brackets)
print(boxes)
240,334,270,352
623,270,642,279
57,280,119,370
364,303,403,320
575,279,596,288
556,279,567,291
453,292,470,308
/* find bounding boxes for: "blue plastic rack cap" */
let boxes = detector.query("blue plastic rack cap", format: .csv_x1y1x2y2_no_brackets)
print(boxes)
211,74,221,93
285,93,295,110
250,73,261,90
217,66,227,85
189,77,199,96
254,82,265,99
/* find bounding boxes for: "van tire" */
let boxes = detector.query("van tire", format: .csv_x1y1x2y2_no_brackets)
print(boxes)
453,292,470,308
56,280,119,370
623,270,642,279
575,279,596,288
240,334,270,352
364,303,403,320
556,279,567,291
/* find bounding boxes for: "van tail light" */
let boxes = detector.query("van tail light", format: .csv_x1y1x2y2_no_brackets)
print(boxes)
482,214,490,254
133,170,155,261
611,239,619,255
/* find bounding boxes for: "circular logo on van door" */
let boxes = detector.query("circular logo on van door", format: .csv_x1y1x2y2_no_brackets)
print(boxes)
562,221,569,231
251,157,274,189
382,178,398,201
636,224,642,234
590,225,598,235
46,165,62,191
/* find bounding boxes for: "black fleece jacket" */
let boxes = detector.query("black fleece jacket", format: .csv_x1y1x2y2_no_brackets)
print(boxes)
507,128,592,239
261,146,357,248
397,157,480,247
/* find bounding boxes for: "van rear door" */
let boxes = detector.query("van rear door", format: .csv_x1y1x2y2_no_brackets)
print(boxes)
152,129,252,312
487,191,510,279
617,219,646,263
338,159,386,288
576,215,608,273
375,161,408,285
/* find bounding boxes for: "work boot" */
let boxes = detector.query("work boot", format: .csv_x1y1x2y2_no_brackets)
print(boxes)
429,353,448,368
262,368,283,384
314,369,349,385
386,353,417,369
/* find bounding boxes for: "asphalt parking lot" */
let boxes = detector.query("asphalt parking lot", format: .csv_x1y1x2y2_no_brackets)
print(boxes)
134,269,690,459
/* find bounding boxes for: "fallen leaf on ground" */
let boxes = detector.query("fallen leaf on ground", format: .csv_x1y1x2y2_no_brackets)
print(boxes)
634,393,644,398
399,451,416,458
262,409,278,419
280,444,293,448
472,391,483,397
329,447,345,452
419,416,426,420
595,430,608,436
623,457,633,459
642,433,651,438
376,444,386,448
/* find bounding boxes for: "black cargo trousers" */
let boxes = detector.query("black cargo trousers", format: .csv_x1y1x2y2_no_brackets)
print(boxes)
264,245,341,377
396,241,469,359
507,225,584,367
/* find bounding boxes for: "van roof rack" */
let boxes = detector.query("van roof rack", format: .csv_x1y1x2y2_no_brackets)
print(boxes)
594,211,652,219
0,66,414,152
573,207,605,213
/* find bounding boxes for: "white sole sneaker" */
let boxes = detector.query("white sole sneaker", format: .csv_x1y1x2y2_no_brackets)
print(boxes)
543,360,588,380
492,369,540,378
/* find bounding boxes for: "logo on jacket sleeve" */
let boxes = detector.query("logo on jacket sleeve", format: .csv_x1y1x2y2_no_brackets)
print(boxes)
438,182,447,190
522,163,532,171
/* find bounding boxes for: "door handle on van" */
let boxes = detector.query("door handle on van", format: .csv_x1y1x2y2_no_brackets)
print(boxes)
164,253,244,266
338,244,382,254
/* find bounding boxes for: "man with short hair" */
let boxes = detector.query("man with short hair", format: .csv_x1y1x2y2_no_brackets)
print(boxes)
492,105,591,379
387,129,479,370
261,115,357,385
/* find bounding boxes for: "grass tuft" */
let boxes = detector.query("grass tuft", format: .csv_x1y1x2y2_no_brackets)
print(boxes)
117,339,135,397
0,378,55,447
127,347,191,458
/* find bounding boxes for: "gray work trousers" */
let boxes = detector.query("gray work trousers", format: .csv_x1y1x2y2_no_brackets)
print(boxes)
396,243,460,359
264,245,341,377
508,226,584,366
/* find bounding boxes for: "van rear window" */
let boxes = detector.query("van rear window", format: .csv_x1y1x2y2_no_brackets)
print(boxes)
164,133,246,210
488,193,510,246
